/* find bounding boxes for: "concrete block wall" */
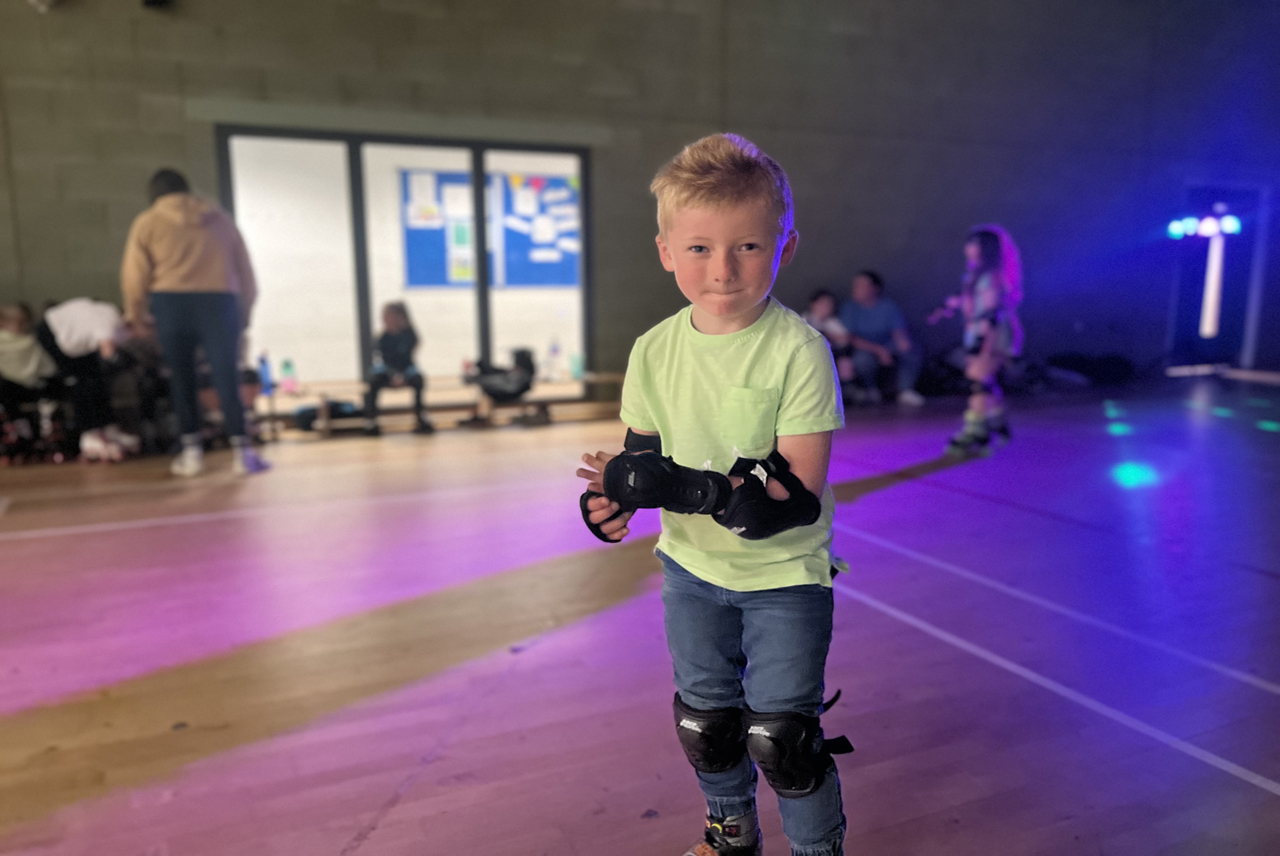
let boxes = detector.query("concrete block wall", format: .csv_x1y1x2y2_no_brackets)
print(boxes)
0,0,1277,370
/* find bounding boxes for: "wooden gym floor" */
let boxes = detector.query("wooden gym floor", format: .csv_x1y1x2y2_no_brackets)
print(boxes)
1,382,1278,855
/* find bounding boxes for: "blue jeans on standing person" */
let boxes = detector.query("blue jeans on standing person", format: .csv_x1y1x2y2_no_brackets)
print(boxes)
660,551,846,856
852,345,922,396
150,292,246,438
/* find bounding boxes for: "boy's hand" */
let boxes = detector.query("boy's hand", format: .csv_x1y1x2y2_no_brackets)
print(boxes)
577,451,633,541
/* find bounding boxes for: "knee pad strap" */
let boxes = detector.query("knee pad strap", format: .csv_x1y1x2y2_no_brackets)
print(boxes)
673,694,746,774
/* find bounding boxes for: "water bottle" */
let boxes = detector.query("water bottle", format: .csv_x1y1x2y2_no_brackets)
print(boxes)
280,358,298,394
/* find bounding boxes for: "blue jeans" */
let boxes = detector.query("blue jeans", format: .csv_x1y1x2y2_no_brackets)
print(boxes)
852,345,922,394
660,552,846,856
151,292,246,438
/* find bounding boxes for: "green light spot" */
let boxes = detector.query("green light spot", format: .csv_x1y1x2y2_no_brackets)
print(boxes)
1184,401,1205,410
1259,421,1280,433
1107,423,1134,436
1247,398,1272,408
1211,407,1234,418
1112,462,1160,489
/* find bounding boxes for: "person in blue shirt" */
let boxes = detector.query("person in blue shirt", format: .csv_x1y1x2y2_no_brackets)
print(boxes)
836,271,924,405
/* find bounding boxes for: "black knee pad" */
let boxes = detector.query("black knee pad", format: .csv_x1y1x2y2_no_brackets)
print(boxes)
744,709,840,799
673,694,746,774
970,379,997,396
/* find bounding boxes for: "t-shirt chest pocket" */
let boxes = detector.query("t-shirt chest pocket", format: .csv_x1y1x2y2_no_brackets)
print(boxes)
719,386,780,459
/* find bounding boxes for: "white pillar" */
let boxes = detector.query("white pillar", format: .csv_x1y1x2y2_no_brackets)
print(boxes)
1199,233,1225,339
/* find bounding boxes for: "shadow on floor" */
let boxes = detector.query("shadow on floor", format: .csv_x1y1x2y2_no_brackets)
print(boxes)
831,454,973,504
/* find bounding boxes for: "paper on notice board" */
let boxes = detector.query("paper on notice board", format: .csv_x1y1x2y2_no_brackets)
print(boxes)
531,215,557,245
514,186,539,218
442,183,473,221
406,171,442,229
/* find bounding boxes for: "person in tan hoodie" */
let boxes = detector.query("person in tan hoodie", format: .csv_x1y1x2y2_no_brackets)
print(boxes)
121,168,268,476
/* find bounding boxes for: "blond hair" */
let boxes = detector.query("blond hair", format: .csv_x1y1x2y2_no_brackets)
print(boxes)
650,133,794,236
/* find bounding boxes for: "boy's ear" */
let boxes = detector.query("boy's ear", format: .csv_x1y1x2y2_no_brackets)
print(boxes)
778,229,799,267
655,233,677,273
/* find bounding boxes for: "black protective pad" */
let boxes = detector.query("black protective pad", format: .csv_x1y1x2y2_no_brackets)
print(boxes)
579,490,626,542
603,453,732,515
577,430,661,543
673,693,746,774
743,708,852,799
717,451,821,540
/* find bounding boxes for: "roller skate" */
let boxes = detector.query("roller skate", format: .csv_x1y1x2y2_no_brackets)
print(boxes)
946,411,990,456
79,429,125,463
681,811,762,856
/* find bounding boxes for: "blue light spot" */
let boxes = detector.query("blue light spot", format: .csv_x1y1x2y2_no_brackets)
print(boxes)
1260,421,1280,433
1211,407,1234,418
1107,423,1134,436
1167,220,1185,239
1112,462,1160,489
1181,216,1200,234
1220,215,1242,234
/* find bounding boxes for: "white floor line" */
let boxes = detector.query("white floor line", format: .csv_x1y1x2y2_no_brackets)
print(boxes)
832,581,1280,799
833,522,1280,697
0,476,568,543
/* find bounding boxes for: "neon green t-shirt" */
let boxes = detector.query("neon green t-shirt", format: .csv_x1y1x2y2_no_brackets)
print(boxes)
619,297,845,591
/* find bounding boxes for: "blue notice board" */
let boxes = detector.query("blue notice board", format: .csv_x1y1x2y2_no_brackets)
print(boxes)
402,169,475,287
491,173,581,287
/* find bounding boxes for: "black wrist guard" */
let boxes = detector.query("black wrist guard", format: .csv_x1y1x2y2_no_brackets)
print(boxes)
602,452,732,515
578,429,664,542
717,451,821,540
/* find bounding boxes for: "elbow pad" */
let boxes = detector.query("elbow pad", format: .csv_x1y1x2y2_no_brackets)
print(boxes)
601,431,732,515
717,451,821,540
579,429,665,542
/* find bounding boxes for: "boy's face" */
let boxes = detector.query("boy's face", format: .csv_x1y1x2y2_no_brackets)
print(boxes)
655,200,797,333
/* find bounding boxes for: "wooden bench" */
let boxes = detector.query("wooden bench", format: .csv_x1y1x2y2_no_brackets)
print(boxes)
259,374,624,437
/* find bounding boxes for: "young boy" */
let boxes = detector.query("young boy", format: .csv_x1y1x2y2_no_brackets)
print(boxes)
576,135,848,856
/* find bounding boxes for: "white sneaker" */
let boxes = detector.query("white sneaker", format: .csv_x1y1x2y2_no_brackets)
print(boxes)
80,429,124,463
897,389,926,407
232,446,271,476
171,446,204,477
104,424,141,455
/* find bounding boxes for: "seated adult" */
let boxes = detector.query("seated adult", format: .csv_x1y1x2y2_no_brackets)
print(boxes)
0,304,55,441
801,289,855,386
837,270,924,406
35,298,142,460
